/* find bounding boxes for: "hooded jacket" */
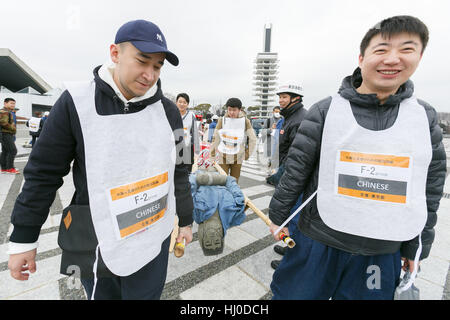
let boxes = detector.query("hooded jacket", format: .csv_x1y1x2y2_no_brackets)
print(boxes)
269,68,447,260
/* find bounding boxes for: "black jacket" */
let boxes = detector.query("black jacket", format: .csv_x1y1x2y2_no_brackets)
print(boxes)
269,68,447,260
278,101,307,165
10,66,194,244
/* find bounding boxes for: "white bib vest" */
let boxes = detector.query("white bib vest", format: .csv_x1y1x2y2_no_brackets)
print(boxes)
317,94,432,241
182,111,195,147
65,80,176,277
218,117,246,155
28,117,41,133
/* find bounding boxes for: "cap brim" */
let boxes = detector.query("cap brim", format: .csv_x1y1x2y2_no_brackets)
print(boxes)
131,40,179,66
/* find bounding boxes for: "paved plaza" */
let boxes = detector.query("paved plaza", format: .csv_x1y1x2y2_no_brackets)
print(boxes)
1,137,449,300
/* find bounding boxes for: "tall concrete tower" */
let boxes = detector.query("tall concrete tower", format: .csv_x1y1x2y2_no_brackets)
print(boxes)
253,24,279,118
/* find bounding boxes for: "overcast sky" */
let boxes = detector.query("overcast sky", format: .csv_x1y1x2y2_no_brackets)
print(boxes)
2,0,450,112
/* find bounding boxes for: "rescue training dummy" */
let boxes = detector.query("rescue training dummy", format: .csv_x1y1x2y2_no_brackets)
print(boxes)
190,169,246,255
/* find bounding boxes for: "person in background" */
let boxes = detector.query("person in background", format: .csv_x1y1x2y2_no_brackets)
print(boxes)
266,106,283,174
26,111,44,147
208,115,219,143
266,83,306,187
0,98,19,174
176,93,199,172
210,98,256,183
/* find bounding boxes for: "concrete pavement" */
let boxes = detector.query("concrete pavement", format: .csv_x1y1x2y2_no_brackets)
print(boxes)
0,152,281,300
0,138,449,300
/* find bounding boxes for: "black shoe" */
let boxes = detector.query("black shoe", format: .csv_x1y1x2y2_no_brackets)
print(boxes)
266,176,275,186
271,260,281,270
273,245,288,256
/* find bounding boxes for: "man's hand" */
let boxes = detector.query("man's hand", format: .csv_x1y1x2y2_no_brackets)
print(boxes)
401,257,421,273
8,249,37,281
269,223,289,242
177,225,193,245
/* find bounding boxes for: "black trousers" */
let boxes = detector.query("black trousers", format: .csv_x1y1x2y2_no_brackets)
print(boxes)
183,143,195,173
0,133,17,170
81,235,171,300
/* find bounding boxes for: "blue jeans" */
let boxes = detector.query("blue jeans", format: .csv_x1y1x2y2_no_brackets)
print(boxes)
271,230,402,300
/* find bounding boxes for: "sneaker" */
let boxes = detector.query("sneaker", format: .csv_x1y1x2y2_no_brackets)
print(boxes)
198,211,224,256
1,169,8,174
271,259,281,270
6,168,20,174
273,245,288,256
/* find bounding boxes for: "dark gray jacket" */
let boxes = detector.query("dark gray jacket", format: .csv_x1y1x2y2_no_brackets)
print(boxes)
278,101,307,165
269,68,447,260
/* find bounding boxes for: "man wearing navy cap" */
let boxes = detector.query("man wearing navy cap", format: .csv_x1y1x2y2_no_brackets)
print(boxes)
8,20,194,300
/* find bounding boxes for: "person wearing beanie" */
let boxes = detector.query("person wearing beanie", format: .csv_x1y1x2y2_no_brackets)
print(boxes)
210,98,256,183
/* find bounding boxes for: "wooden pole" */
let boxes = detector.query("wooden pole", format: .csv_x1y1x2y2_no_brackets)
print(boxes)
244,196,271,226
170,154,201,258
212,163,295,248
169,216,180,254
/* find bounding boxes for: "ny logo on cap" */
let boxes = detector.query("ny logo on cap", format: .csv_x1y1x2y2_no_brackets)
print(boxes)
156,34,163,42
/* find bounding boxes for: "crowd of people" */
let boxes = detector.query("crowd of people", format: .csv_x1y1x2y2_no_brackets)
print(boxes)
4,15,447,301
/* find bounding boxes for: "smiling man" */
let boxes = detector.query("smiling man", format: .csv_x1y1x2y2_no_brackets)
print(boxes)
269,15,446,300
357,23,426,103
7,20,194,300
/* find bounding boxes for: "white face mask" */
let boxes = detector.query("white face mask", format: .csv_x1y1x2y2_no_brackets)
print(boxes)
273,112,281,119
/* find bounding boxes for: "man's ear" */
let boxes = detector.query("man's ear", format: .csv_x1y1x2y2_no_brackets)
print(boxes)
110,44,120,63
358,53,364,68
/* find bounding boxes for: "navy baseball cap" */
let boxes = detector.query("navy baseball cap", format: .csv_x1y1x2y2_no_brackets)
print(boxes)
115,20,179,66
